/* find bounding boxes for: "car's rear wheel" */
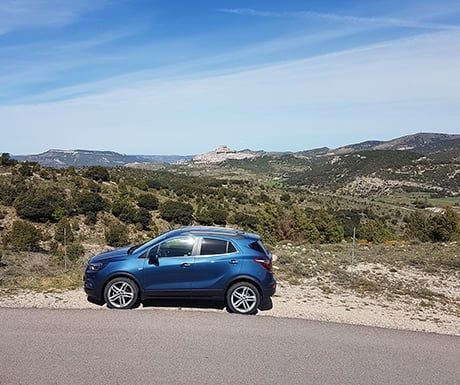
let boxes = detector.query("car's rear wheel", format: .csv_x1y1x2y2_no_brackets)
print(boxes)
226,282,260,315
104,277,139,309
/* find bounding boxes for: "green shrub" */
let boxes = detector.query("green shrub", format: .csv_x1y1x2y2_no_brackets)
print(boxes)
134,207,151,230
159,200,194,225
105,220,130,247
54,217,75,244
66,243,85,261
428,208,459,242
14,187,68,222
83,166,110,182
405,208,460,242
233,212,259,231
358,218,393,243
75,191,107,215
4,220,42,251
405,211,430,242
137,193,159,210
196,208,228,226
0,153,17,166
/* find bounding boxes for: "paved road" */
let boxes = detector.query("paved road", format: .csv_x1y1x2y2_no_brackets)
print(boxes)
1,308,459,385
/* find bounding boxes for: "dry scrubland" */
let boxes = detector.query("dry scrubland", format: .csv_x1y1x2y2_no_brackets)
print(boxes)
1,242,458,335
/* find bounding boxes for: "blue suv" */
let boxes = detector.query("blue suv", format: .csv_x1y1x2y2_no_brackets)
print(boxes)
84,227,276,314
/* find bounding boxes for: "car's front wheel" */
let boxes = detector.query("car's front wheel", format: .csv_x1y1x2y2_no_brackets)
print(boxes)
104,277,139,309
226,282,260,315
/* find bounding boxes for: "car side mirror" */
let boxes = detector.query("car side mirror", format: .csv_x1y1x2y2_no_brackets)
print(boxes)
148,248,159,266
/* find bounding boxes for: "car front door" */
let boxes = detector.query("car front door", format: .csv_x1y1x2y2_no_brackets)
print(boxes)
142,236,196,295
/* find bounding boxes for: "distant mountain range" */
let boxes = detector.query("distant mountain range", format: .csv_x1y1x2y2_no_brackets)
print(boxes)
11,133,460,168
13,149,193,167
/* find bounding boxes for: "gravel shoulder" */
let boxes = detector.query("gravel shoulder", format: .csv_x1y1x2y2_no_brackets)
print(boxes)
1,283,458,336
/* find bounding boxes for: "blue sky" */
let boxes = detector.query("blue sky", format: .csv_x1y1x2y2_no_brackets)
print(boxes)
1,0,459,155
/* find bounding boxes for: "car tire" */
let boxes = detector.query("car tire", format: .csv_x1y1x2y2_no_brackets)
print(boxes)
104,277,139,309
226,282,260,315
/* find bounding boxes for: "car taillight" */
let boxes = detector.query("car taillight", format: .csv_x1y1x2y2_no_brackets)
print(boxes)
254,258,272,272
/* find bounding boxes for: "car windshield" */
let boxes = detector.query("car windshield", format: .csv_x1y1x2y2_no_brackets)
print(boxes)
127,239,150,255
126,230,181,255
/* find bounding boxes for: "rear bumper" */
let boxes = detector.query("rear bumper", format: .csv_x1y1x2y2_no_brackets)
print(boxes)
261,280,276,299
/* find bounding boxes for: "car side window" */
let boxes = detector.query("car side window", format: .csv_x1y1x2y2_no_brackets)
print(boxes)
199,238,237,256
157,237,195,258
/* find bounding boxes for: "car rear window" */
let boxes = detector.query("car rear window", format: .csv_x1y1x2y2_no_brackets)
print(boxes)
200,238,237,255
249,241,269,255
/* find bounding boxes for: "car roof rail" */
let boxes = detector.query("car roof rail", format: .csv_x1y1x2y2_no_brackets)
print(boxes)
177,226,245,237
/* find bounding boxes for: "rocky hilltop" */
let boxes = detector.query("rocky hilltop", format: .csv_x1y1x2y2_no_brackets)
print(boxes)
192,145,257,164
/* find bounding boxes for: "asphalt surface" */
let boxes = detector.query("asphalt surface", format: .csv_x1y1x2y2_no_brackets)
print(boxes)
0,307,459,385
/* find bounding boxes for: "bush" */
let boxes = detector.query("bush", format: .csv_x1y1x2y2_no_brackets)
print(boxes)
159,200,194,225
112,199,151,229
134,207,151,230
14,187,68,222
4,220,42,251
209,208,228,225
428,208,460,242
0,177,15,205
358,218,393,243
196,208,228,226
405,208,460,242
233,212,259,231
137,193,159,210
0,153,17,166
83,166,110,182
66,243,85,261
405,211,430,242
105,220,130,247
312,210,344,243
54,217,75,244
280,193,291,202
75,191,107,215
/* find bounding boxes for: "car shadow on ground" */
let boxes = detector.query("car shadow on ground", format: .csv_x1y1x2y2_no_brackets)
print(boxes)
141,298,226,311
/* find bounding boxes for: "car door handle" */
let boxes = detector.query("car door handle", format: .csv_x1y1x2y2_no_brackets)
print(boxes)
181,263,191,268
229,260,239,265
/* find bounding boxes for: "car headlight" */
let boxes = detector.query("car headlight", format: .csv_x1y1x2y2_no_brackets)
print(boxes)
87,262,105,271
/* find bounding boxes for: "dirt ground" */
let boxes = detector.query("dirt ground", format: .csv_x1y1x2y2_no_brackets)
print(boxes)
1,281,458,336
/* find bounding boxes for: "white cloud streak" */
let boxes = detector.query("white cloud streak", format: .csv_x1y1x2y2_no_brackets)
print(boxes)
217,8,460,31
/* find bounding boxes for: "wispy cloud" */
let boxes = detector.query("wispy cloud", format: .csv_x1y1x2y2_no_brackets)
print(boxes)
0,0,107,35
217,8,460,31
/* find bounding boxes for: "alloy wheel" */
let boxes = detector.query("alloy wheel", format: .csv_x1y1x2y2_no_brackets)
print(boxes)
228,283,260,314
104,278,138,309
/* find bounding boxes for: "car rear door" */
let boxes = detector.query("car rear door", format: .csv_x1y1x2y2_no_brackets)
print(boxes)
191,237,241,292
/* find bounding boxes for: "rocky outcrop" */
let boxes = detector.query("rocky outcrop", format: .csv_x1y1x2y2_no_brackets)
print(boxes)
192,145,257,164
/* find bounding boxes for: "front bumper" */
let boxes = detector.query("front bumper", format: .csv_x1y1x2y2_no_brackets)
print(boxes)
83,273,103,303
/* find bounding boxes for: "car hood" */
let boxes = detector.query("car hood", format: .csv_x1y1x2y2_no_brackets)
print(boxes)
89,246,132,263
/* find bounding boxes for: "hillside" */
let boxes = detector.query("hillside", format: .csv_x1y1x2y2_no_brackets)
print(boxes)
1,139,459,333
331,133,460,154
181,133,460,198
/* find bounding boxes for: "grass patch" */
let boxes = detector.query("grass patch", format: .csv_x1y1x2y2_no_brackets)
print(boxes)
273,242,459,304
0,251,84,292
